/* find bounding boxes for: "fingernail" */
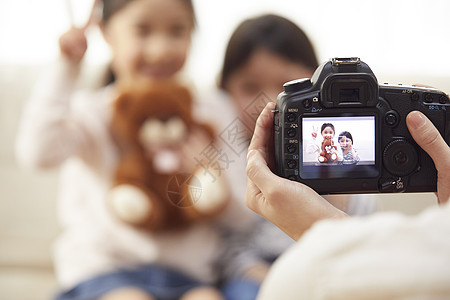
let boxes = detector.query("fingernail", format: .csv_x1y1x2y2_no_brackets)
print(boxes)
408,111,426,129
246,150,256,162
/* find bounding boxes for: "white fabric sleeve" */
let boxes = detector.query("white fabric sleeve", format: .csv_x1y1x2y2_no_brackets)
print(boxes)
15,59,92,169
258,202,450,300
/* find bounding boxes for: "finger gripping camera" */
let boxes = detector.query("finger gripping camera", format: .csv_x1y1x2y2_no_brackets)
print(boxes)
274,57,450,194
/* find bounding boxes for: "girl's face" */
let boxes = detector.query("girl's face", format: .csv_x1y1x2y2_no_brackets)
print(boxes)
321,127,334,139
339,136,352,150
103,0,193,81
226,49,314,134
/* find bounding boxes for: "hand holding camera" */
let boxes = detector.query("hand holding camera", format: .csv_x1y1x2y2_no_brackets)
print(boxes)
406,111,450,204
246,103,348,241
246,104,450,240
246,58,450,239
274,58,450,194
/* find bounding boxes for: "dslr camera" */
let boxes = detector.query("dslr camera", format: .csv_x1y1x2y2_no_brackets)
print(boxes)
274,57,449,194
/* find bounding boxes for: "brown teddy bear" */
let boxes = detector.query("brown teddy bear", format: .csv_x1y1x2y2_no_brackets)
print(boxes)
108,80,229,231
318,138,338,163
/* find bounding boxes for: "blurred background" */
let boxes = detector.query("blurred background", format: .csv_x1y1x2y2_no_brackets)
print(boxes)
0,0,449,299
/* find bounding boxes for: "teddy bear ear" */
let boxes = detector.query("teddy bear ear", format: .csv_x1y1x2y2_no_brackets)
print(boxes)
174,85,192,106
114,93,132,113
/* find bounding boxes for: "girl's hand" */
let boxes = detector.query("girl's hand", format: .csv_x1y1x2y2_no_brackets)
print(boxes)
59,27,88,63
59,0,100,63
311,125,318,138
347,140,353,150
245,103,348,240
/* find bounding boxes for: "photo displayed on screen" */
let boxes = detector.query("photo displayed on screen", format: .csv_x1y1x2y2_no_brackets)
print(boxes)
302,116,375,166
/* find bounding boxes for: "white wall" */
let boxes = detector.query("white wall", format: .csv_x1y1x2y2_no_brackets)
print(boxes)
188,0,450,90
1,0,449,90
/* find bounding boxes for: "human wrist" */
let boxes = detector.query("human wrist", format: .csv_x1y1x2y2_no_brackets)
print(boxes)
292,201,349,241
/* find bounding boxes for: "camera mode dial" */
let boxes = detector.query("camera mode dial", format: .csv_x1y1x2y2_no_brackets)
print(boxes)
383,139,419,177
283,78,312,93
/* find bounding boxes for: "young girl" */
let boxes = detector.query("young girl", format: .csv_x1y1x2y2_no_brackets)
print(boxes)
338,131,360,164
314,123,341,163
15,1,230,299
214,14,377,300
219,14,317,134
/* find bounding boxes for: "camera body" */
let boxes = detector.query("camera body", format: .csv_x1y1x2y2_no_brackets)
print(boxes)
274,58,450,194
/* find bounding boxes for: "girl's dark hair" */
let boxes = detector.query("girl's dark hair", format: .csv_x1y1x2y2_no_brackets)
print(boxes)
219,14,319,89
102,0,131,23
321,123,335,134
338,131,353,142
102,0,196,24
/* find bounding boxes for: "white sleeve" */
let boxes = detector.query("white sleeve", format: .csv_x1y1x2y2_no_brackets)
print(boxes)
257,203,450,300
336,142,343,161
306,136,320,154
15,58,93,169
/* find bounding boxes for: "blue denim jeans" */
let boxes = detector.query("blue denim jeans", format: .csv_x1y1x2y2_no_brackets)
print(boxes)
221,278,261,300
54,264,205,300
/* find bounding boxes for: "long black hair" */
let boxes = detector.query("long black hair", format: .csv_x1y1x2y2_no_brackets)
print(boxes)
102,0,196,24
321,123,335,134
219,14,318,89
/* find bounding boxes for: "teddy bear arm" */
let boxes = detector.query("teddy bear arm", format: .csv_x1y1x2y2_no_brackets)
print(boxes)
114,151,152,185
194,123,216,141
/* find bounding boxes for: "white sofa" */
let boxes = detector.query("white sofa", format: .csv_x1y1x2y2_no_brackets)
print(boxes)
0,63,105,300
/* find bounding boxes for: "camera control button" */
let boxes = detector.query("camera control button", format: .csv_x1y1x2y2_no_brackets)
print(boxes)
287,159,297,169
424,93,433,103
287,113,297,122
379,178,406,192
411,92,420,101
383,139,419,176
286,144,297,154
439,95,448,104
283,78,312,93
385,111,399,127
287,128,296,138
303,99,312,109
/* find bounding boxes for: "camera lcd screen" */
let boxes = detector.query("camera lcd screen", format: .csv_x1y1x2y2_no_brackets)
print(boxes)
300,115,377,179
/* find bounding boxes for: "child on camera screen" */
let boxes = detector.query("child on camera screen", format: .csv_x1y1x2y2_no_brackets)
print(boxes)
311,123,342,163
338,131,360,165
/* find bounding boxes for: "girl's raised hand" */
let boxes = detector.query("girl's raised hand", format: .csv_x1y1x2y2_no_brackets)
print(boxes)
59,0,100,63
59,27,88,63
311,125,318,138
347,139,353,150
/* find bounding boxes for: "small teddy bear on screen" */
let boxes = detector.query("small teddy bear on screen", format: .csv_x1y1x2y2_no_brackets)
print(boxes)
318,138,338,163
